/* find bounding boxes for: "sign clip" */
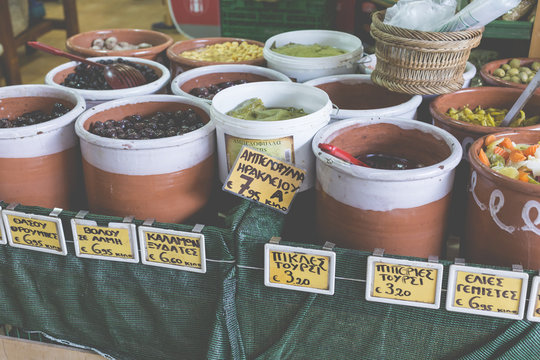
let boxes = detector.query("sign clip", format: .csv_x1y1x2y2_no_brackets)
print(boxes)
49,208,63,218
373,248,385,257
428,255,439,263
512,264,523,273
75,210,89,219
192,224,205,233
269,236,281,244
123,215,135,223
142,218,155,227
6,203,19,211
322,241,335,251
454,257,466,265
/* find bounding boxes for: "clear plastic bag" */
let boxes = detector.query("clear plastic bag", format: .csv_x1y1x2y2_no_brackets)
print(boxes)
383,0,457,31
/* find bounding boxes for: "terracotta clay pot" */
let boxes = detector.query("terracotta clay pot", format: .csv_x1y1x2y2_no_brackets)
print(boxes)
465,131,540,269
171,64,291,104
75,95,215,223
313,118,462,258
66,29,174,63
430,87,540,239
304,74,422,121
0,85,86,209
480,57,540,90
45,56,170,108
166,37,266,78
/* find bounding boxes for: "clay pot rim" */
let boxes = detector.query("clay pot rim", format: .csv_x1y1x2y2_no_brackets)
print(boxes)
166,37,266,68
211,81,332,128
75,94,214,150
0,84,86,139
171,64,292,105
66,28,174,58
44,56,170,100
430,87,540,135
263,29,364,64
480,57,540,89
469,130,540,194
312,117,462,181
304,74,422,117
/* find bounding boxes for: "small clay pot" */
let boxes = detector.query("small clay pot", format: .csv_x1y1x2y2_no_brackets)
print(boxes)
171,64,291,104
313,118,462,258
66,29,173,63
0,85,86,209
465,131,540,269
304,74,422,120
75,95,215,224
45,56,170,109
166,37,266,78
480,57,540,90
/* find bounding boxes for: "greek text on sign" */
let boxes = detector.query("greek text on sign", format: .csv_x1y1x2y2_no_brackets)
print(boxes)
2,210,67,255
366,257,444,309
0,207,6,245
71,219,139,263
526,276,540,322
264,243,335,295
223,146,306,214
446,265,529,320
138,226,206,273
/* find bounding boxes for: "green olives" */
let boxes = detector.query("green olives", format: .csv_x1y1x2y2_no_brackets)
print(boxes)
507,68,520,76
511,76,521,83
519,72,529,83
492,59,539,84
509,58,521,68
493,68,506,77
532,62,540,72
501,64,511,71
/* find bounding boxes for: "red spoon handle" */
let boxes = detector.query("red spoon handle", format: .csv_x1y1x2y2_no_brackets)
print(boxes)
27,41,105,68
318,143,370,167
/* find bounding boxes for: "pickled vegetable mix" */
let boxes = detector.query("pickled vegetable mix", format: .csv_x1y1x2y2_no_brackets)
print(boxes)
478,135,540,184
446,106,540,127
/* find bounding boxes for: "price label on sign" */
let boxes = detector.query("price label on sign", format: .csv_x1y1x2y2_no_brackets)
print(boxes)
139,226,206,273
526,276,540,322
446,265,529,320
2,210,67,255
264,243,336,295
0,207,6,245
365,256,444,309
223,146,306,214
71,219,139,263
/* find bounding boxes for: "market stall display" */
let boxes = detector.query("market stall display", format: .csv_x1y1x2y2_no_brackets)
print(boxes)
170,64,291,104
481,57,540,88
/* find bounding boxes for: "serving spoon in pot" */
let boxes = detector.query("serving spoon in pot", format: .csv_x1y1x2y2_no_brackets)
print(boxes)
501,69,540,127
27,41,146,89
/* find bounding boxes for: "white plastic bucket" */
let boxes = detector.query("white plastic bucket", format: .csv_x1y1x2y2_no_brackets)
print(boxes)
45,56,170,108
0,85,86,209
304,74,422,120
313,117,462,257
171,64,291,104
75,94,215,223
211,81,332,191
263,30,363,82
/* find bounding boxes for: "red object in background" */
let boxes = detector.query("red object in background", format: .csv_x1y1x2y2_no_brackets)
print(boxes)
168,0,221,38
335,0,356,33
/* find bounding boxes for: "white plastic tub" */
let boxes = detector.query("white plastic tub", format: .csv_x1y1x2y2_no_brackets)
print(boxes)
171,64,291,104
45,56,170,108
75,94,215,223
263,30,363,82
0,85,86,209
304,74,422,120
211,81,332,191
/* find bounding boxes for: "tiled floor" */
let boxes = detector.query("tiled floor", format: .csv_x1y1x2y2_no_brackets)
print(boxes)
2,0,187,86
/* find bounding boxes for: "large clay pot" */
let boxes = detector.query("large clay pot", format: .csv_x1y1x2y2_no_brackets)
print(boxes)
480,57,540,91
313,118,462,258
430,87,540,239
75,95,215,223
465,130,540,270
166,37,266,78
45,56,170,108
0,85,86,209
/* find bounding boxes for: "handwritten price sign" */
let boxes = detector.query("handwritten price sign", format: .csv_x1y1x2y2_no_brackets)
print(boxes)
2,210,66,255
446,265,529,320
366,257,444,309
223,146,306,214
264,243,335,295
526,276,540,322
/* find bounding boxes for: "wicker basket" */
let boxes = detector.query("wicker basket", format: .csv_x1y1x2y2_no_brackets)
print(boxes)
370,11,484,95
